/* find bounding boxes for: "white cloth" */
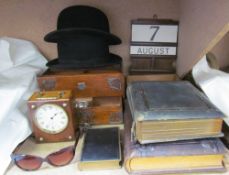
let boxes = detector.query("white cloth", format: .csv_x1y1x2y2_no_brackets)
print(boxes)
0,37,47,175
192,55,229,126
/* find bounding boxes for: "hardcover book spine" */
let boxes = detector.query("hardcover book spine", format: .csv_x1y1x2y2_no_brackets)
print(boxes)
124,103,140,173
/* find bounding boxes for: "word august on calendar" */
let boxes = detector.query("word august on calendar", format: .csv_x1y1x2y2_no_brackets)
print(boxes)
130,45,176,56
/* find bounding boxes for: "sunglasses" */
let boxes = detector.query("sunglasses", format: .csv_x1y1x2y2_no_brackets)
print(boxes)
11,133,80,171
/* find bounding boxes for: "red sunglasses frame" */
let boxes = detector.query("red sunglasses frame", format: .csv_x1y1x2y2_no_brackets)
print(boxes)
11,132,80,171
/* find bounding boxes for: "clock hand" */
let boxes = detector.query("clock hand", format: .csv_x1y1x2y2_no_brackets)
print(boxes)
50,113,58,120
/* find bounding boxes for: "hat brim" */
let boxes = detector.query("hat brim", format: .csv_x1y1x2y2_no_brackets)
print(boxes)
46,53,122,69
44,28,121,45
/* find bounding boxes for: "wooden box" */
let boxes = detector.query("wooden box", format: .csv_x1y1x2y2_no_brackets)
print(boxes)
129,57,176,74
127,73,179,84
76,97,123,125
37,69,125,98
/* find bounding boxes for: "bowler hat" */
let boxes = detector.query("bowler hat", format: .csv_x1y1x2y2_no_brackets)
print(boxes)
46,36,122,69
44,5,122,69
44,5,121,45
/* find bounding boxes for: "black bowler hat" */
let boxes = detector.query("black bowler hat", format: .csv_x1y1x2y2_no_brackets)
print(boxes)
44,5,121,45
46,36,122,69
44,5,122,69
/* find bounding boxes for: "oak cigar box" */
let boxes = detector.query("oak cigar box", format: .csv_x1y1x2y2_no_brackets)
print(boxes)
37,69,125,98
76,96,123,125
37,69,124,126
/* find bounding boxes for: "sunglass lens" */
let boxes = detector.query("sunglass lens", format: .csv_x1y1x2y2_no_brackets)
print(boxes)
47,147,74,166
14,155,42,171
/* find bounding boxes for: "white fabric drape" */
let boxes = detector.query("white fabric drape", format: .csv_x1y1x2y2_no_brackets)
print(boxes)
0,37,47,175
192,55,229,126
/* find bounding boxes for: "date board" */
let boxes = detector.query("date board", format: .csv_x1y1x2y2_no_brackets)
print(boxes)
130,19,178,57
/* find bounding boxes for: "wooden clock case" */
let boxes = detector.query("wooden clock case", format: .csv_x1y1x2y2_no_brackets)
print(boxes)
27,90,77,143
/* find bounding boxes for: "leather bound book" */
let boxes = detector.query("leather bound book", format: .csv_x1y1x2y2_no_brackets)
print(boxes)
222,122,229,149
78,127,121,170
127,81,224,144
124,104,227,174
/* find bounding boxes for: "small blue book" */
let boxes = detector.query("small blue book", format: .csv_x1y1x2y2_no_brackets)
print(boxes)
78,127,121,170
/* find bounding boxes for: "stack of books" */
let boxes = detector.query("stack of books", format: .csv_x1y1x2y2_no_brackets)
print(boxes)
125,81,227,174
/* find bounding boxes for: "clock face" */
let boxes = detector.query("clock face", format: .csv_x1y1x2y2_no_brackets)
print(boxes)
34,104,69,134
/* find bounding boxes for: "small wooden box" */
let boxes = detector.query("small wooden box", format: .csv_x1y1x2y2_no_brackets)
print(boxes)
76,97,123,125
129,57,176,74
127,73,179,84
37,69,125,98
